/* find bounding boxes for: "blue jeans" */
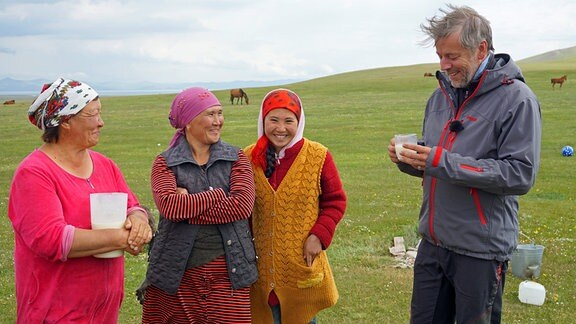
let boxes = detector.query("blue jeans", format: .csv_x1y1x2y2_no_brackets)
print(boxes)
271,304,317,324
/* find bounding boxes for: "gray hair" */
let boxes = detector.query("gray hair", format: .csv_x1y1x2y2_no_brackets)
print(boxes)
420,4,494,52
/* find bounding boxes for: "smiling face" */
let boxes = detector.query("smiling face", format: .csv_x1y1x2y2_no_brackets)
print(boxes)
264,108,298,153
63,99,104,148
185,105,223,147
436,31,487,88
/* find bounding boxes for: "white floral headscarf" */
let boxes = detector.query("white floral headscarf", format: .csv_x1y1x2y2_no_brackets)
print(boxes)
28,77,99,130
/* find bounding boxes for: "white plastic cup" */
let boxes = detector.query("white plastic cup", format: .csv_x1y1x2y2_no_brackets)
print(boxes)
90,192,128,258
394,134,418,162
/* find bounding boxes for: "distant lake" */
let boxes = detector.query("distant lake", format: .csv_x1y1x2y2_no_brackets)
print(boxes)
0,89,181,100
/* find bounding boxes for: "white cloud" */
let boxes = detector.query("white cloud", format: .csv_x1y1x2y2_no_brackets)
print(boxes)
0,0,574,84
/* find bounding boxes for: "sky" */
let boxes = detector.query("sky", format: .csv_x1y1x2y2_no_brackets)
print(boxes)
1,0,575,86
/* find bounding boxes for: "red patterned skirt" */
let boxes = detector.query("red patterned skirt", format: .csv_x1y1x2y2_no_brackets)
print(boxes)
142,256,251,323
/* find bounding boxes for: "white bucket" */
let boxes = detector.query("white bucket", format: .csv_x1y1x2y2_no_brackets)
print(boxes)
518,280,546,306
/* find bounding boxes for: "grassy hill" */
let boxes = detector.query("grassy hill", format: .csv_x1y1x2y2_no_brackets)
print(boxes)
519,45,576,64
0,51,574,322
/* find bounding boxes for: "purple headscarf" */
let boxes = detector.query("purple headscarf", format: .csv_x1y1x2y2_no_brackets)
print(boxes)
167,87,221,148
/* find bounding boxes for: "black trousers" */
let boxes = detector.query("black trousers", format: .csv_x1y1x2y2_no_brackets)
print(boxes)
410,239,507,324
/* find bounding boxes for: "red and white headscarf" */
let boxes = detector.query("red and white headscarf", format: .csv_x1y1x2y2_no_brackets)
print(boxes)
252,88,306,169
28,78,99,130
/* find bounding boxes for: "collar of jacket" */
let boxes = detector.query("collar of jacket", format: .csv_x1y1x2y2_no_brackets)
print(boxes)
437,53,499,110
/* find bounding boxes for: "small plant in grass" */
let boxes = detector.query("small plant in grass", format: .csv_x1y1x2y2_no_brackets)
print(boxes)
402,222,421,249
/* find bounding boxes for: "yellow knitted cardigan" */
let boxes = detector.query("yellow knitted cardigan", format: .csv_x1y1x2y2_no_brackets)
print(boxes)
246,139,338,324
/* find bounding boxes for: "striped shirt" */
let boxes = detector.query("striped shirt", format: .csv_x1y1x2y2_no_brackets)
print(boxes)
150,150,255,224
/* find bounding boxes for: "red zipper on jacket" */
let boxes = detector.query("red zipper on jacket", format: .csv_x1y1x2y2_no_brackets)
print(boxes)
460,164,484,172
470,188,487,225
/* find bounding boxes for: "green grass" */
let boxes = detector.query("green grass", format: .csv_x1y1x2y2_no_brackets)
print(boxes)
1,60,575,323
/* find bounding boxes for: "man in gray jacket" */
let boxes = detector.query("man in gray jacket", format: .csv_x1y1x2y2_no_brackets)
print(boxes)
388,5,542,323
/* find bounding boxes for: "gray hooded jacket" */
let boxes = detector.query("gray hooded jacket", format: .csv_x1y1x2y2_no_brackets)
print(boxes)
400,53,542,261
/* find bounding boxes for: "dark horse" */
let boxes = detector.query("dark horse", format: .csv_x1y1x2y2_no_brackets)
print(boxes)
551,75,567,89
230,88,249,105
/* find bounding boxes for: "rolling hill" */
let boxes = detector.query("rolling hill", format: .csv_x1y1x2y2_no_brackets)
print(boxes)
518,45,576,64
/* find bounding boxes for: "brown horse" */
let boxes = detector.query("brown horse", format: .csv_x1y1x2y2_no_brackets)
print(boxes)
423,72,434,77
551,75,567,89
230,88,249,105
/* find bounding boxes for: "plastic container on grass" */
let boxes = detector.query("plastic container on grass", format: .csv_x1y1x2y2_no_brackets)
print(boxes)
518,280,546,306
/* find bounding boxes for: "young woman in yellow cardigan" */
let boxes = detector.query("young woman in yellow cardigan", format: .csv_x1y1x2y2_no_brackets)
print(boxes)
245,89,347,324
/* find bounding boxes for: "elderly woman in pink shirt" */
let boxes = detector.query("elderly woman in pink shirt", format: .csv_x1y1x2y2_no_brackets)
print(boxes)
8,78,153,323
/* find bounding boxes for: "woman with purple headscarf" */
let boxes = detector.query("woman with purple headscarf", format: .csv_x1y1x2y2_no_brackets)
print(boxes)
8,78,153,323
139,87,258,323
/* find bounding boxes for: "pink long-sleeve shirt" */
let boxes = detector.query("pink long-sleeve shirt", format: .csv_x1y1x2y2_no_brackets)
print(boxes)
8,149,142,323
